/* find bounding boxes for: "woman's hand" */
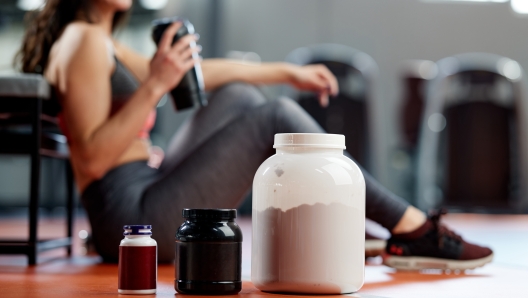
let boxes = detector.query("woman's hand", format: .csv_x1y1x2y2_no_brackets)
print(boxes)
288,64,339,107
146,22,201,97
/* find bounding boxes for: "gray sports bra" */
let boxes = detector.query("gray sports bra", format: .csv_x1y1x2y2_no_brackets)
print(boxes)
110,57,139,101
55,56,155,139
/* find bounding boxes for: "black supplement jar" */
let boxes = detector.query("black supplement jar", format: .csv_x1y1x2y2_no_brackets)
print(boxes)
175,209,242,295
151,17,207,111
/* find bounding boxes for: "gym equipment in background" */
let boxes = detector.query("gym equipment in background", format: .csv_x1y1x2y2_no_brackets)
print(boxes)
284,44,379,171
0,74,75,265
417,53,528,213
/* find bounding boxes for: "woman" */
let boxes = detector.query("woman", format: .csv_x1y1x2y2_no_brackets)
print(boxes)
17,0,492,270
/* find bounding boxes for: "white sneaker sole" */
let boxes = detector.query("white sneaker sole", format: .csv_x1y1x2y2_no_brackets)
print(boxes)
382,253,494,271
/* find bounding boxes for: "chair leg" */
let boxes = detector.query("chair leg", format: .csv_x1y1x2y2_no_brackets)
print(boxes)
28,250,36,266
28,175,38,265
28,99,42,266
66,160,74,256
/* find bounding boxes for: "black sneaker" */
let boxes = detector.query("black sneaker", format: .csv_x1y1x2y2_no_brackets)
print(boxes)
383,209,493,271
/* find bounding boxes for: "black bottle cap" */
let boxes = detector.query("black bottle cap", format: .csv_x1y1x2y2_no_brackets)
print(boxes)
182,209,237,220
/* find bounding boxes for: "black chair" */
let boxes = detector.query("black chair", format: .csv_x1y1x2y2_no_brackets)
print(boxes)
416,53,528,213
0,74,74,265
400,60,438,149
395,60,438,203
284,44,379,170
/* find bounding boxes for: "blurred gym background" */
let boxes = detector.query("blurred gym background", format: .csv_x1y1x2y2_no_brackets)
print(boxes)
2,0,528,218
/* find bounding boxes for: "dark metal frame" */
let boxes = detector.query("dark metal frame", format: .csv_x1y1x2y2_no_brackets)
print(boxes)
284,44,380,172
417,53,528,213
0,95,74,265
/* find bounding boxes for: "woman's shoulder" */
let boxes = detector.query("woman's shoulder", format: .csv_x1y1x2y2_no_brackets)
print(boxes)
59,22,113,54
52,22,114,68
63,21,107,40
46,22,114,88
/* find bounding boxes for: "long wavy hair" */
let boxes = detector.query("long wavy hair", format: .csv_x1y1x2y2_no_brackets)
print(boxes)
15,0,129,74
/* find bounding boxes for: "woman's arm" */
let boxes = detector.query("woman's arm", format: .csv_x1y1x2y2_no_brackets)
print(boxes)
201,59,294,88
57,23,197,179
112,46,339,107
201,59,338,106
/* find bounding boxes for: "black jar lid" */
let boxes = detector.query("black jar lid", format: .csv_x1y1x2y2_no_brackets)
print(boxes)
182,209,237,220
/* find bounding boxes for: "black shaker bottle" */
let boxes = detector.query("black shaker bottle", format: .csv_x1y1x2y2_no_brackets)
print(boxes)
152,17,207,111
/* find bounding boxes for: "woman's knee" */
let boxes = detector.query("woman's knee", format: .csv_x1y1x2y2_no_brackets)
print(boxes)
269,96,308,117
265,96,325,133
209,83,267,109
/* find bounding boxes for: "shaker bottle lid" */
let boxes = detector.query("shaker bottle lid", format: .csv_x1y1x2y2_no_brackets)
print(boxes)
182,209,237,220
273,133,346,149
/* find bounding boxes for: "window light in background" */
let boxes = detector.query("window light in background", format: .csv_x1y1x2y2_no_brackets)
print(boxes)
423,0,528,14
17,0,44,11
226,51,262,64
139,0,169,10
428,113,447,133
511,0,528,13
497,58,523,81
18,0,169,11
422,0,508,3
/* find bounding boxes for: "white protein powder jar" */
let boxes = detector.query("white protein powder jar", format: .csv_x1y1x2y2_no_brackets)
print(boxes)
252,133,365,294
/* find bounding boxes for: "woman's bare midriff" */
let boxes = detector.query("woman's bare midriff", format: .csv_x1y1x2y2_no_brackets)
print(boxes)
74,138,151,193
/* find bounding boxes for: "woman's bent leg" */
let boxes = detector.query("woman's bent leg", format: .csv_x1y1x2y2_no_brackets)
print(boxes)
143,97,315,261
142,83,410,262
160,83,268,170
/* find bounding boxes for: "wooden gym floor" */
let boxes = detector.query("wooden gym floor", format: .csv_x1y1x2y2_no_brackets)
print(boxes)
0,213,527,298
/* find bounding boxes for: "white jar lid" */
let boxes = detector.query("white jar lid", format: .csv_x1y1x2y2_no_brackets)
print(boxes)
273,133,346,149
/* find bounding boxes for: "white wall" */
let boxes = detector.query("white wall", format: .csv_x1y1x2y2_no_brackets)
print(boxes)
0,23,24,74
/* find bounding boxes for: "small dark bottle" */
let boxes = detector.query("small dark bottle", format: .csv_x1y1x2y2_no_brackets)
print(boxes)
118,225,157,295
152,17,207,111
175,209,242,295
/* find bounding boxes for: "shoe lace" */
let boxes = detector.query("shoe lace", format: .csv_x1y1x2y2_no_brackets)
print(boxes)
428,209,462,248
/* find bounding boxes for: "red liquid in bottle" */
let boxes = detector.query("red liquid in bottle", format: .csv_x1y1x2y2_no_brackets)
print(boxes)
118,246,157,291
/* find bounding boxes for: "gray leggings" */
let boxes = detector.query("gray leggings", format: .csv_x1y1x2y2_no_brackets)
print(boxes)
81,83,409,262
